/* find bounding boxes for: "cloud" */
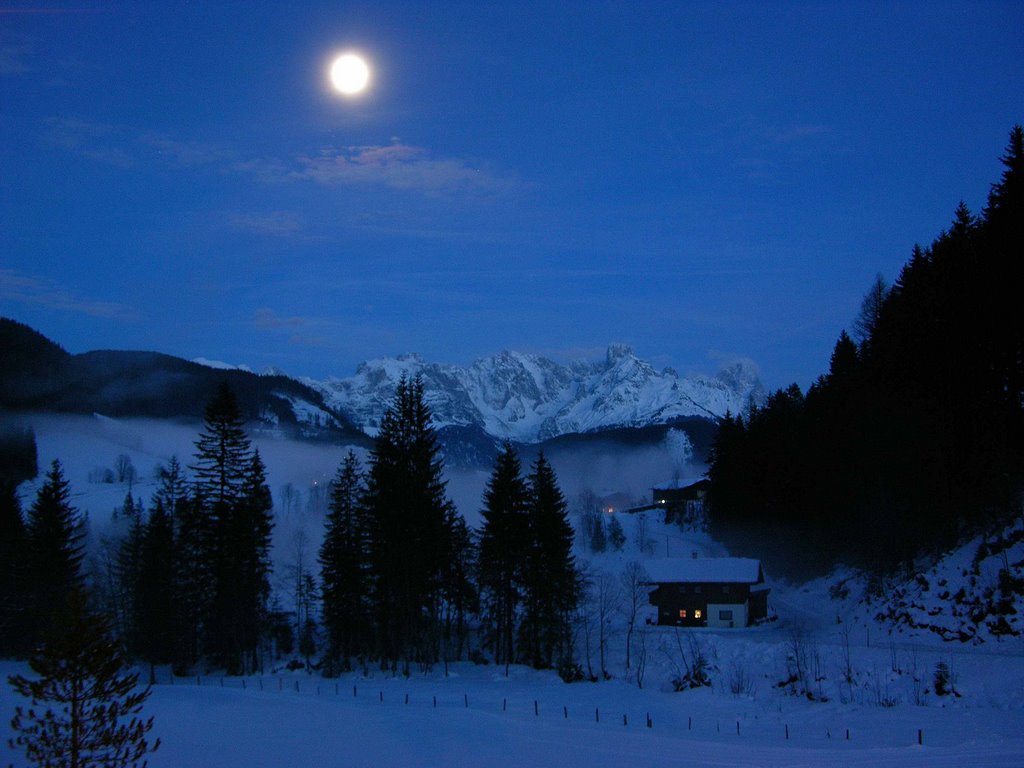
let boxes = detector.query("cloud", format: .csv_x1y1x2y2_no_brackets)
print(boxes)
44,117,134,168
254,308,306,330
138,133,234,167
286,143,519,196
0,41,31,75
227,211,302,237
0,268,138,319
287,333,330,348
768,124,830,143
44,119,520,199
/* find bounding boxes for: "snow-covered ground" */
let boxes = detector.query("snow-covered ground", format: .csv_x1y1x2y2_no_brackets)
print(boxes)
6,413,1024,766
3,638,1023,768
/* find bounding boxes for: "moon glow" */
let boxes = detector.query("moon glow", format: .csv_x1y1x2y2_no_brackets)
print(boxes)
330,53,370,95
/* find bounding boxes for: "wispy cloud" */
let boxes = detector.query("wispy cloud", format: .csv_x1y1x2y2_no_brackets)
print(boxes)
227,211,303,238
0,268,138,319
138,133,235,167
768,124,830,143
0,41,31,75
287,142,517,196
44,117,134,168
44,118,520,199
254,308,307,330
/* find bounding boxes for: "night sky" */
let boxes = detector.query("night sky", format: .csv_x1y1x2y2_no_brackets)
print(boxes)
2,2,1021,390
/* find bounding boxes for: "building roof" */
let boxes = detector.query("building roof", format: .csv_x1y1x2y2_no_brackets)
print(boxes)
641,556,764,585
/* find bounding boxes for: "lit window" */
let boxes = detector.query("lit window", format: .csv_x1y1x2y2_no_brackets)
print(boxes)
694,609,702,619
679,609,687,619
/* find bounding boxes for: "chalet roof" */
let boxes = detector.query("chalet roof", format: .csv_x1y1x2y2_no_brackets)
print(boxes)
641,556,763,585
652,477,707,491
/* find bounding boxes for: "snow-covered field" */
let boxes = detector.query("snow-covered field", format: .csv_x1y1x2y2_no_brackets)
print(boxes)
6,413,1024,766
4,637,1023,768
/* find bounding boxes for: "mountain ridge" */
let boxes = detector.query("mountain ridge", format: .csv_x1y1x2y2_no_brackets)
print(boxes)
304,345,764,444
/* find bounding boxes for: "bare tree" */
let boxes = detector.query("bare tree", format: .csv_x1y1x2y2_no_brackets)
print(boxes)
634,513,655,555
114,454,136,487
660,628,713,691
573,563,596,680
592,571,621,679
633,622,649,689
279,482,299,519
619,560,650,674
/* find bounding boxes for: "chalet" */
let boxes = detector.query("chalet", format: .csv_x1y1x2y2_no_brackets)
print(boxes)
651,478,710,508
642,556,769,628
621,479,710,517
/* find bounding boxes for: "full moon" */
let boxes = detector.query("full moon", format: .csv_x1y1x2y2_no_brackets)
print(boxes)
330,53,370,95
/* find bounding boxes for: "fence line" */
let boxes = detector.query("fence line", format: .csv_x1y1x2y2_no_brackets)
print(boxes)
154,672,932,746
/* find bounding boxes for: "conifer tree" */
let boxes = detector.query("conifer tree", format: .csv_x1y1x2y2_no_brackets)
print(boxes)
519,453,577,669
171,490,208,672
7,590,159,768
191,383,251,508
363,376,454,668
115,492,145,655
25,460,85,643
320,450,369,669
440,502,477,667
135,498,177,678
211,449,273,673
477,443,529,670
0,479,27,656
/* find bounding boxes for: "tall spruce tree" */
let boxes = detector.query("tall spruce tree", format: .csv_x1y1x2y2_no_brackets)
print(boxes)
363,375,454,669
172,490,209,672
188,384,275,673
0,479,27,655
134,498,176,678
477,443,529,670
440,503,477,668
519,453,577,669
25,460,85,643
191,383,251,508
210,449,274,674
320,450,369,670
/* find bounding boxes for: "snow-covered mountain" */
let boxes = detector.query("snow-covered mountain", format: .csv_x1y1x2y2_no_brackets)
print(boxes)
305,345,764,443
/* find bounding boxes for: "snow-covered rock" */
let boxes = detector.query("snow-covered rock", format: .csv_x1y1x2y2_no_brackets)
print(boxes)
305,346,764,442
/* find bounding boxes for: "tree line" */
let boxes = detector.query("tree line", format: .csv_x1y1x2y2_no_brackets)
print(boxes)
708,127,1024,578
2,376,582,679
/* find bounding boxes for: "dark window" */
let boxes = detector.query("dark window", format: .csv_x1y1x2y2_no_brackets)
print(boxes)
722,585,730,594
694,585,702,593
719,610,733,621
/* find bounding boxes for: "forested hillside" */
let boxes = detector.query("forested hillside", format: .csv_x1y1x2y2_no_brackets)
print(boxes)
708,127,1024,578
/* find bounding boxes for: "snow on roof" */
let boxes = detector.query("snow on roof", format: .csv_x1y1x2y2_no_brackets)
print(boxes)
641,556,763,585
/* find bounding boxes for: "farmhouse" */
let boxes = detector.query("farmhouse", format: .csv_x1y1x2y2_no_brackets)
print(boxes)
643,556,769,628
